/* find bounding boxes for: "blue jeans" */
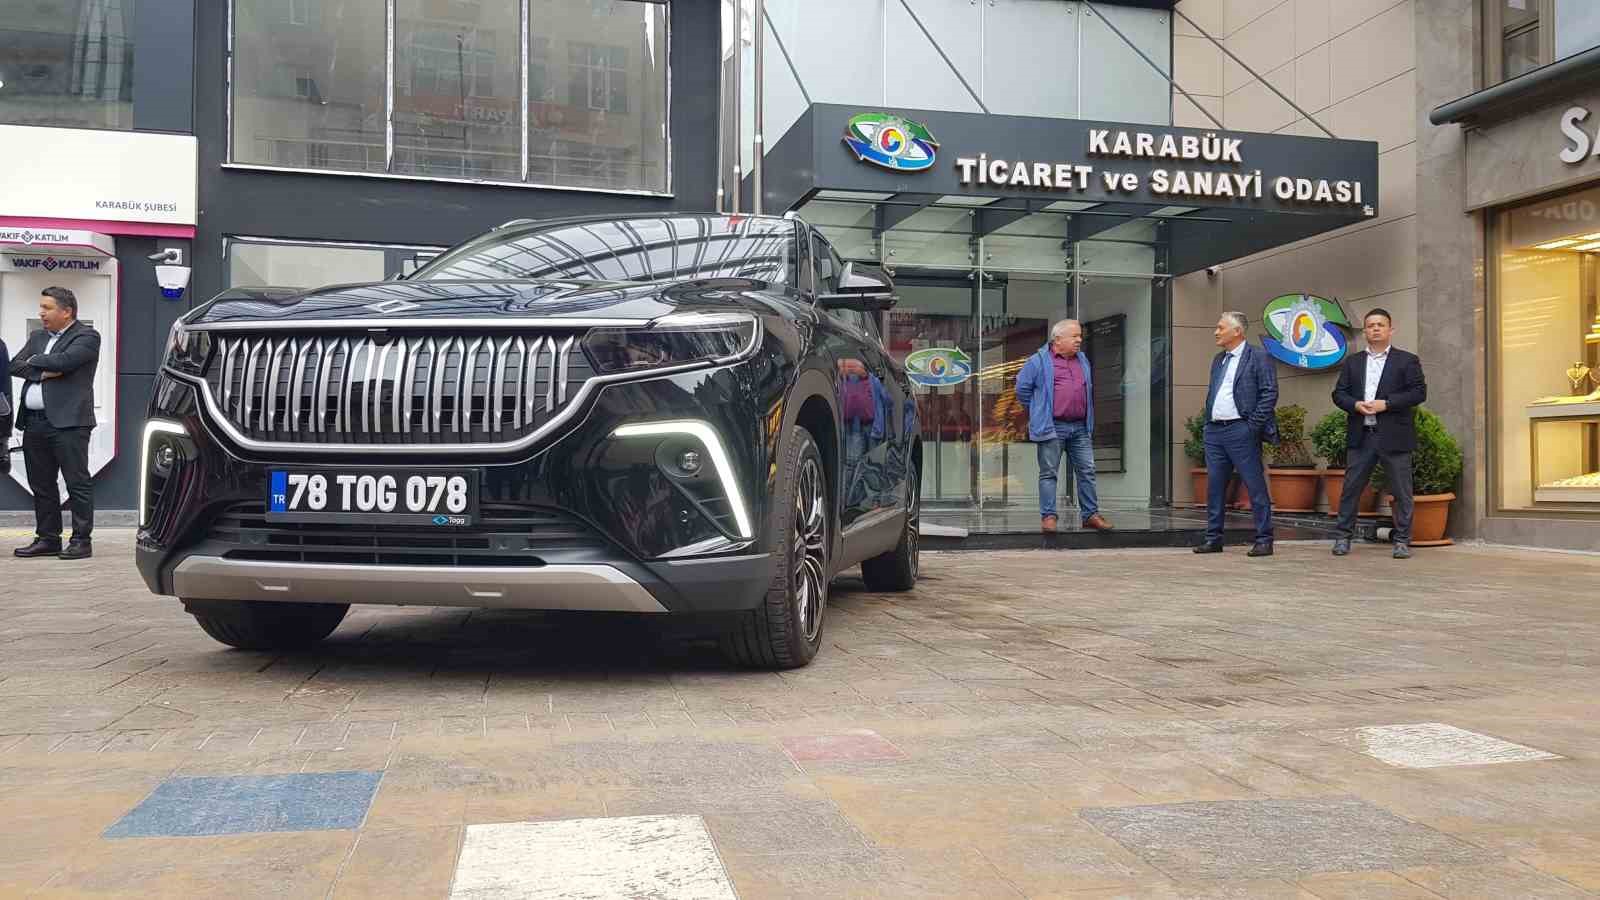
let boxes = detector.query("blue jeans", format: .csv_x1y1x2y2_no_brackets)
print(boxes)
1037,420,1098,521
1204,420,1273,543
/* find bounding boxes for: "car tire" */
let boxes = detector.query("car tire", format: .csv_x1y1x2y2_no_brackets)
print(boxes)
720,426,828,669
860,468,919,592
183,599,349,651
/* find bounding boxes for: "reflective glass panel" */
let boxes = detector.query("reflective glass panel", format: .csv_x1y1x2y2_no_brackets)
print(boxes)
393,0,521,181
0,0,135,130
528,0,668,192
232,0,387,172
1493,188,1600,511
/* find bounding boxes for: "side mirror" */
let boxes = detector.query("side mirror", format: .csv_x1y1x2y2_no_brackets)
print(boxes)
819,261,897,311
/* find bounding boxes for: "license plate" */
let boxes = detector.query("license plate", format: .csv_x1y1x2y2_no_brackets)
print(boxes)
267,469,479,525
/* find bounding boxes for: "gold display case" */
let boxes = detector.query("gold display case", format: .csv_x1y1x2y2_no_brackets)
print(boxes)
1528,396,1600,504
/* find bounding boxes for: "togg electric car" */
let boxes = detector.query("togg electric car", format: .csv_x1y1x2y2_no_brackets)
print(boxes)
136,214,921,668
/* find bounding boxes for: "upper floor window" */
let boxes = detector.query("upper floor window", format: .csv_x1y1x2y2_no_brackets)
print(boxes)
230,0,669,194
0,0,135,131
1486,0,1600,84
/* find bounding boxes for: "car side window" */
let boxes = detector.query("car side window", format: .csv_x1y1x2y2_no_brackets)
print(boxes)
811,231,838,295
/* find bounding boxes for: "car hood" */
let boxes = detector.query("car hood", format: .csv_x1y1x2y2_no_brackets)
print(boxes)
185,278,783,328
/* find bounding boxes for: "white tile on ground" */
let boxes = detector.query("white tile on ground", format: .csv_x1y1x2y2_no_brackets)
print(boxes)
449,814,737,900
1305,722,1563,769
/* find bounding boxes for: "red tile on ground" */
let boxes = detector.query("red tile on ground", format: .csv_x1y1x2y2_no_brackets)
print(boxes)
780,729,905,762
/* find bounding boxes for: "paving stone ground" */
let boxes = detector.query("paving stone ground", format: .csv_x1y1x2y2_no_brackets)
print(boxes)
3,528,1600,898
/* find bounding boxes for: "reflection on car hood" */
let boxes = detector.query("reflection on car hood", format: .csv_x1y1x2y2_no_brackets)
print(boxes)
187,278,778,327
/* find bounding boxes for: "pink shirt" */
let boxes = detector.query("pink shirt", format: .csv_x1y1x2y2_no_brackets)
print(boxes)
1052,353,1088,421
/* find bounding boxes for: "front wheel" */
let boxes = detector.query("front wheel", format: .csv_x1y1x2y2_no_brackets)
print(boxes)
861,469,919,592
183,599,349,651
721,426,828,669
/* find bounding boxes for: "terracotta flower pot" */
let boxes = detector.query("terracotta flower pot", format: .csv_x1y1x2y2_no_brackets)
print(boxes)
1189,467,1208,507
1388,492,1455,545
1322,469,1378,516
1267,468,1319,512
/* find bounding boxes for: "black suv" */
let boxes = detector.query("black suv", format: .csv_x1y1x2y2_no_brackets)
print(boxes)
136,214,920,668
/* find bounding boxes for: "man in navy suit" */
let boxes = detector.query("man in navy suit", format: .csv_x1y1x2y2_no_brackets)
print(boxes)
1331,308,1427,559
1194,311,1278,556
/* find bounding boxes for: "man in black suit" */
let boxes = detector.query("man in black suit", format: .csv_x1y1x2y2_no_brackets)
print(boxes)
1331,308,1427,559
1194,311,1279,556
8,286,101,560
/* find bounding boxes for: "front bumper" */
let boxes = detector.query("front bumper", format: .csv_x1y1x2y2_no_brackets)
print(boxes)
136,364,780,614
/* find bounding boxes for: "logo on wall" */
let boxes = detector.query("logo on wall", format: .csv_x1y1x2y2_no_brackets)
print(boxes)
903,347,973,386
1261,293,1351,370
843,113,938,172
10,256,101,273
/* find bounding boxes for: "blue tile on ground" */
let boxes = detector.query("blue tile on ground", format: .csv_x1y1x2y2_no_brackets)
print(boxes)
104,770,383,838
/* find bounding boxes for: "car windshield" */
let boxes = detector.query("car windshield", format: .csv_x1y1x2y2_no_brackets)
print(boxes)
412,215,794,285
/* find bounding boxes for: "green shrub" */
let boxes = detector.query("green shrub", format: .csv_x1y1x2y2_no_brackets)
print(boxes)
1371,407,1463,496
1311,410,1348,468
1268,404,1314,467
1184,414,1206,465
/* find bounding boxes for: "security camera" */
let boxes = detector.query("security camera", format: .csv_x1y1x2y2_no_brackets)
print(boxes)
1205,265,1221,279
147,248,183,265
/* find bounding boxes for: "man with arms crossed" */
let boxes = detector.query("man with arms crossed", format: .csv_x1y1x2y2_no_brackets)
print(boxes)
8,287,101,560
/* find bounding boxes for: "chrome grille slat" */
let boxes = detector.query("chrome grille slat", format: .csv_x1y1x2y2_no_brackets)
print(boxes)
200,329,589,448
492,336,512,435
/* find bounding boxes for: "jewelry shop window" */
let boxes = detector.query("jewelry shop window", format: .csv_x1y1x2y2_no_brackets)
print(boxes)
229,0,669,194
1492,184,1600,512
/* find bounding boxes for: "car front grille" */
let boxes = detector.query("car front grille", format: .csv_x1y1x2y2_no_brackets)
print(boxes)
200,331,594,446
206,501,610,567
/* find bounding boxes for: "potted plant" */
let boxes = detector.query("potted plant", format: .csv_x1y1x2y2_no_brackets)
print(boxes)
1265,404,1319,512
1311,410,1377,516
1376,407,1464,545
1184,414,1207,507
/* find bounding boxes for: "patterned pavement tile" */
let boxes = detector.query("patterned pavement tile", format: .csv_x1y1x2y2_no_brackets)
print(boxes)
1080,797,1490,880
104,770,383,837
1303,722,1563,769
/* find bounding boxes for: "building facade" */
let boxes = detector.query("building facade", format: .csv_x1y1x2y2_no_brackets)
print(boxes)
4,0,1593,552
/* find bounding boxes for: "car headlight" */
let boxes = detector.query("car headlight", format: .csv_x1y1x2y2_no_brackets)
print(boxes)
583,312,759,374
162,318,213,376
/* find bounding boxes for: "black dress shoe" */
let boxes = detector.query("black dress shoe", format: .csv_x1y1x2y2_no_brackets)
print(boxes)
14,538,62,558
1247,542,1274,557
1192,542,1223,554
1332,539,1351,556
58,541,93,560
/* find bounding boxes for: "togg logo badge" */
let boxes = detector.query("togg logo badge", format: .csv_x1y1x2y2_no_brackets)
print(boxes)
1261,293,1351,370
843,113,938,172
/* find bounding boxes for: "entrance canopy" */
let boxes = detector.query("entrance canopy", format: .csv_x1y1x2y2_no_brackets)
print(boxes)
760,104,1379,276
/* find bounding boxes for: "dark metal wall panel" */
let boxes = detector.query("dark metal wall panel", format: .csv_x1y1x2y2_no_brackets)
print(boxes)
132,0,196,134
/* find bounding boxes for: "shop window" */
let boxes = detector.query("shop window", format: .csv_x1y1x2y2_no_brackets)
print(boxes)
226,238,445,290
1484,0,1600,84
0,0,135,131
230,0,668,193
1491,186,1600,512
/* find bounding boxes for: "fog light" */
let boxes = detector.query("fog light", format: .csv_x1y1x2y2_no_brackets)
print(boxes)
152,444,177,477
677,449,702,474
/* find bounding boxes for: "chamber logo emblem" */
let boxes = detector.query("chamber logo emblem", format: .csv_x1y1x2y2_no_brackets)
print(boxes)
843,113,938,172
904,346,972,386
1261,293,1350,370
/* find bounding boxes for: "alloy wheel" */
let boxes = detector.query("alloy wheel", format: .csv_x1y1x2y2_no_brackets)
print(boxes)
793,455,827,643
906,476,920,581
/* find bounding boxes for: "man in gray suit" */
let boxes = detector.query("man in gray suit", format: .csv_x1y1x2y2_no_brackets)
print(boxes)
8,286,101,560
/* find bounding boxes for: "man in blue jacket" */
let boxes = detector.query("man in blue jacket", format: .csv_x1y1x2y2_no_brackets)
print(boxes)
1194,311,1278,556
1015,320,1112,533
